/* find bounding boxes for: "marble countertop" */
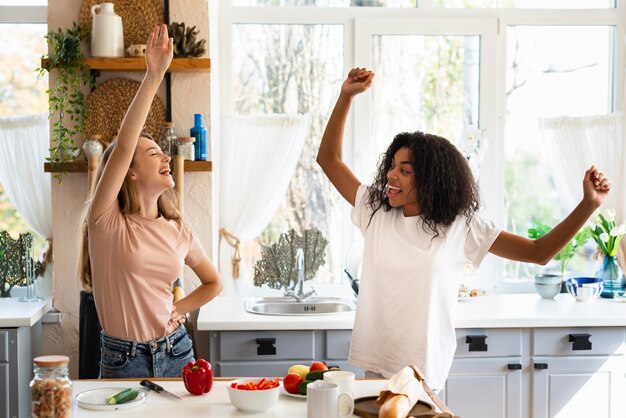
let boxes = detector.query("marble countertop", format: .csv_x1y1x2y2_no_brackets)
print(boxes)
198,293,626,331
0,297,52,327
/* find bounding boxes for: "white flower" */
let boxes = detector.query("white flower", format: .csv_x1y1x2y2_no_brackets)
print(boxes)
600,232,610,243
610,224,625,237
603,208,616,222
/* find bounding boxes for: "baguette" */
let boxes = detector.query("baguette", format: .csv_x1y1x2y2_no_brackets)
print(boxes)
379,394,412,418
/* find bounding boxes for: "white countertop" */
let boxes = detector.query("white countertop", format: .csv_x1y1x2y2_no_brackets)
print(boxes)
198,293,626,331
72,379,434,417
0,297,52,327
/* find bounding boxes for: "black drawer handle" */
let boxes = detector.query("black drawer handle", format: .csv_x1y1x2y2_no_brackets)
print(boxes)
534,363,548,370
256,338,276,355
569,333,592,351
507,363,522,370
466,335,488,352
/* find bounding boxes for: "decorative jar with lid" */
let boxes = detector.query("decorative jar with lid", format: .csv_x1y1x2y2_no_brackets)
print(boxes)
83,134,104,161
177,136,195,161
30,355,72,418
159,122,177,156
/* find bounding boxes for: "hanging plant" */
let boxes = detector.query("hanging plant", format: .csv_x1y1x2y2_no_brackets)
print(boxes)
37,22,94,182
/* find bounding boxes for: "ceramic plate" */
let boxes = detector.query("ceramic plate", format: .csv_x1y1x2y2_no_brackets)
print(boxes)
458,295,487,302
76,387,146,411
280,386,306,399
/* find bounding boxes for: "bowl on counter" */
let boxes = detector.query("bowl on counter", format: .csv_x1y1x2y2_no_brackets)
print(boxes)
566,277,603,302
227,378,280,412
534,274,562,299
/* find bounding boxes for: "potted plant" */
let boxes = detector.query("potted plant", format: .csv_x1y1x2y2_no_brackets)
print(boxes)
37,22,93,182
0,231,42,297
528,222,591,288
585,208,626,298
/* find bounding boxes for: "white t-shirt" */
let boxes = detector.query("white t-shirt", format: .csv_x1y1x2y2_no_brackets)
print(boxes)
349,184,501,389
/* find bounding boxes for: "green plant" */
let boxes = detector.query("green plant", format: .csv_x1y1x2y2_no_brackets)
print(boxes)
0,231,43,297
528,222,591,278
168,22,206,58
585,208,625,257
37,22,93,182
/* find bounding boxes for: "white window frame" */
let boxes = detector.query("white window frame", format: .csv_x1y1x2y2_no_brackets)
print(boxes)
0,5,46,23
218,2,626,290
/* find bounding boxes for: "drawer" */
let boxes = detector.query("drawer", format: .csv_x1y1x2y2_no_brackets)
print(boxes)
454,329,522,357
0,330,8,362
218,331,315,361
533,327,625,356
217,360,310,378
326,330,352,360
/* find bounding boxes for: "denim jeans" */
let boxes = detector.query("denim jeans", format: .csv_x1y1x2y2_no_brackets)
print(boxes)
99,325,194,378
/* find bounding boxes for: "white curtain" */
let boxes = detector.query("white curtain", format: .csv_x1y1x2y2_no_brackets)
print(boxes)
219,114,310,296
538,113,626,261
0,113,53,296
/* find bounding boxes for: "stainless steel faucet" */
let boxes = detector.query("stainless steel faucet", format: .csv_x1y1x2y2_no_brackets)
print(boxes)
284,248,316,302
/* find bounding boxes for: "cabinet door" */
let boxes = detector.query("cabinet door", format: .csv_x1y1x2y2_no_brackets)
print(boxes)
0,363,8,418
532,356,626,418
442,357,522,418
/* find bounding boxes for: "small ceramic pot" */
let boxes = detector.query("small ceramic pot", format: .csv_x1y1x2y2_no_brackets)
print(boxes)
83,135,104,160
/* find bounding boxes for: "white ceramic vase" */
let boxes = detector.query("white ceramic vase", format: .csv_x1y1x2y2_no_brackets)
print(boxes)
90,3,124,58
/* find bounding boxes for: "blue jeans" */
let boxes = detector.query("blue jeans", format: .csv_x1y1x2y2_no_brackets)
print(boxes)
99,325,194,378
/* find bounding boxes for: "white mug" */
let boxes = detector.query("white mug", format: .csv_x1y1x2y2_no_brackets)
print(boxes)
323,370,355,395
307,381,354,418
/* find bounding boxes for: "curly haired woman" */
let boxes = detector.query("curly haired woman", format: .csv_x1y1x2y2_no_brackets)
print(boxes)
317,67,611,391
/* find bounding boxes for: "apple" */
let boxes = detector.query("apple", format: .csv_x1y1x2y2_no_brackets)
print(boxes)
283,373,303,394
309,361,328,372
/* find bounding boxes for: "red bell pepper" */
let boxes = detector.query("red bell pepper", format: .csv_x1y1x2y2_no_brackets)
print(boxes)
182,358,213,395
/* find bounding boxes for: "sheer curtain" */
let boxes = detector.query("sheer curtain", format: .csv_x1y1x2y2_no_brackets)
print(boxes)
0,113,53,296
538,113,626,260
219,114,310,296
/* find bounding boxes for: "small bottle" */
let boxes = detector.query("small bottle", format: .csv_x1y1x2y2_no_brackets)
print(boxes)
159,122,177,156
177,136,196,161
31,355,72,418
190,113,207,161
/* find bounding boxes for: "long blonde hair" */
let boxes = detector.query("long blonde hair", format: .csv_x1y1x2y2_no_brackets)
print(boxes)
78,135,181,290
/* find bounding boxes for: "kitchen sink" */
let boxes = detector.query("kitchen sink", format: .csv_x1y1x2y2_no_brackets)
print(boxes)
244,297,357,316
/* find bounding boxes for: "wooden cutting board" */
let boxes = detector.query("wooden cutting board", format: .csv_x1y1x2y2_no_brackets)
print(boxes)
354,396,437,418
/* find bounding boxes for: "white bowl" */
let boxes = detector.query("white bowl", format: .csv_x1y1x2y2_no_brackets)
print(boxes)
227,378,280,412
566,277,603,302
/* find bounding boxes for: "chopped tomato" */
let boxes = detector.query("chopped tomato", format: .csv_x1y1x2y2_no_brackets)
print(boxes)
230,378,280,390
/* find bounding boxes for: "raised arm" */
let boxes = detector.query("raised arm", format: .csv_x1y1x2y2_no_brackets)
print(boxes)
489,166,611,264
90,24,173,220
316,68,374,206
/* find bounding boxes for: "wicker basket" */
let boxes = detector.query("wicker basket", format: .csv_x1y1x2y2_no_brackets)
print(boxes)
85,78,166,144
79,0,164,50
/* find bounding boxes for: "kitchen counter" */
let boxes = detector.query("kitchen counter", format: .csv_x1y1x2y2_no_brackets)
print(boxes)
71,379,435,417
197,293,626,331
0,297,52,327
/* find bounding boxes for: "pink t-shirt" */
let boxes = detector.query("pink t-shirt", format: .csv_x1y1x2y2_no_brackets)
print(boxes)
87,202,205,342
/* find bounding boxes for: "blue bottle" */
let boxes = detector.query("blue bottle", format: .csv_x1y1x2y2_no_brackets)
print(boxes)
190,113,207,161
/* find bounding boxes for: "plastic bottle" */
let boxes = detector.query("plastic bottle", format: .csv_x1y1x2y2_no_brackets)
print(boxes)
190,113,207,161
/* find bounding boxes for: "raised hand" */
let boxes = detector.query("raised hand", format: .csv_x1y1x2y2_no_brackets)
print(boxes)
583,165,611,207
341,67,375,97
145,24,174,76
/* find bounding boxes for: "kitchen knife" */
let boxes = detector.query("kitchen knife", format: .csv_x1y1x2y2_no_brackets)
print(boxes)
140,379,183,401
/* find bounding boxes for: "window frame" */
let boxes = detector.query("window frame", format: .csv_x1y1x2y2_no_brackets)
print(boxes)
219,2,625,289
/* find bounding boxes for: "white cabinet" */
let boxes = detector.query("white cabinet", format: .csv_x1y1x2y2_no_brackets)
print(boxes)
207,329,362,377
445,327,626,418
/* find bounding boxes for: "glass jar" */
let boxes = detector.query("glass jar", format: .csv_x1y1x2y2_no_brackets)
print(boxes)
31,355,72,418
177,136,195,161
159,122,177,156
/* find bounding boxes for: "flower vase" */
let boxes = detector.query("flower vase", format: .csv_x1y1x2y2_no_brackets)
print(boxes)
596,255,626,298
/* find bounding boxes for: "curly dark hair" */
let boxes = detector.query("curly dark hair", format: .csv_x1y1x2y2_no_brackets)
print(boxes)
366,131,480,237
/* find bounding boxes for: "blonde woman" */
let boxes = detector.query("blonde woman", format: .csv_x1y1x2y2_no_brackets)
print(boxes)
78,25,222,378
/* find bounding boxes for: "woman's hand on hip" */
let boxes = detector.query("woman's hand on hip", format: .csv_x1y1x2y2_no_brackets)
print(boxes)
169,308,185,327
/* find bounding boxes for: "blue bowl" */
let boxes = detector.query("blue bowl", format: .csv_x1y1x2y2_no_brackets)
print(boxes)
566,277,603,302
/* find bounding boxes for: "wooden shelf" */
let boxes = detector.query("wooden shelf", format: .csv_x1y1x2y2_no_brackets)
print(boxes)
44,160,212,173
41,57,211,72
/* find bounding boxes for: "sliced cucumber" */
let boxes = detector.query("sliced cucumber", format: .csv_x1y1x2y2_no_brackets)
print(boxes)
105,388,140,405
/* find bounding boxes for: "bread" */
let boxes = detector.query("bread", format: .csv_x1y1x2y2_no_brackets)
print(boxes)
378,394,412,418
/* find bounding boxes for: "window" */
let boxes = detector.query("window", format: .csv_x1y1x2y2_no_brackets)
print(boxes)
220,2,623,288
0,3,47,255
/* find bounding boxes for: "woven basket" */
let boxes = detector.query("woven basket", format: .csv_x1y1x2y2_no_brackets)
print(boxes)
79,0,164,49
85,78,166,144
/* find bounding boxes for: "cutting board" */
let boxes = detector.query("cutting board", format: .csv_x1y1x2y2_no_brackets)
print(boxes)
354,396,437,418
